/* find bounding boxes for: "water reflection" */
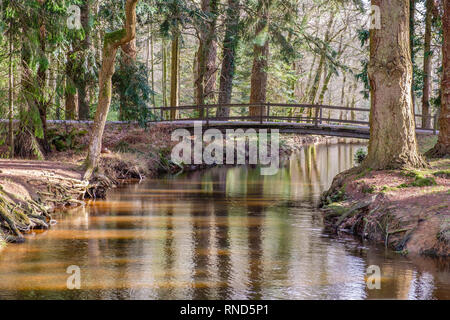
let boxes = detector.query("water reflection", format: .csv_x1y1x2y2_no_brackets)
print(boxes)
0,143,449,300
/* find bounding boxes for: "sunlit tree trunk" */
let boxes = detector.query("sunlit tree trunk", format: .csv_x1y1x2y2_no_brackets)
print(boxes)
421,0,433,129
151,25,155,107
364,0,425,169
428,0,450,156
217,0,240,118
310,14,335,122
249,1,270,118
170,32,179,120
118,38,137,120
339,73,346,121
17,31,44,159
195,0,219,117
410,0,417,116
8,22,14,159
65,50,79,120
162,39,168,110
36,8,50,153
78,0,92,120
84,0,139,180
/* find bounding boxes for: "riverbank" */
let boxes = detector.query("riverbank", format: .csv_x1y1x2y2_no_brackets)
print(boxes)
321,136,449,257
0,122,342,244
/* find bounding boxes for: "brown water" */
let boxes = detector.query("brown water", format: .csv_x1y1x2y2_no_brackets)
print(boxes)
0,143,449,300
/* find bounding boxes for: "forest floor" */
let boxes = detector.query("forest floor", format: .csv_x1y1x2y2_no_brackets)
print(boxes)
321,136,450,257
0,122,337,245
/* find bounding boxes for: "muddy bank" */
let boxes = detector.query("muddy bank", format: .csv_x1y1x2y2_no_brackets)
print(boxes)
320,158,450,257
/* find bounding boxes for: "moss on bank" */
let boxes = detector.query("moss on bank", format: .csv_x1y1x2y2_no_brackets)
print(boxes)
321,158,450,257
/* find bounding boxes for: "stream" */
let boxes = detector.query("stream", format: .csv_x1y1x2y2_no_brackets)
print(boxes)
0,143,449,299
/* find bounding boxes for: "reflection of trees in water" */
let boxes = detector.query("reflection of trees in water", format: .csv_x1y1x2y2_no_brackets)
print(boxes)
3,144,448,300
245,168,265,299
212,168,232,299
163,204,175,295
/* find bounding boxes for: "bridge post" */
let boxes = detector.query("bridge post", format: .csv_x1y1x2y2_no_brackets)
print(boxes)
319,106,323,125
314,105,319,127
260,105,263,124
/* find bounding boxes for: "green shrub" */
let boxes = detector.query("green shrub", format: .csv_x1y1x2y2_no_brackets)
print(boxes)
48,128,88,152
354,148,367,164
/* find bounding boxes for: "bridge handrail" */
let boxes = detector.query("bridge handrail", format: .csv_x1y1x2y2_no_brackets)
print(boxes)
148,103,437,133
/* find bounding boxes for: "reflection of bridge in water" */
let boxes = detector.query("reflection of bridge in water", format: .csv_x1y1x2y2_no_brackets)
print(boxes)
151,103,438,139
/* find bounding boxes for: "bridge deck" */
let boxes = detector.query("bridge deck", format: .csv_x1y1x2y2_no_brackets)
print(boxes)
161,120,436,140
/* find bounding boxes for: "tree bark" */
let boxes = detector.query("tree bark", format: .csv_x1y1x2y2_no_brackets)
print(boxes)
427,0,450,156
65,50,79,120
249,1,270,118
8,22,14,159
118,38,137,120
17,32,44,160
162,39,169,113
36,11,50,153
217,0,240,117
150,25,155,107
421,0,433,129
410,0,417,116
364,0,425,169
195,0,219,117
309,17,334,106
170,32,179,119
84,0,140,180
78,0,92,120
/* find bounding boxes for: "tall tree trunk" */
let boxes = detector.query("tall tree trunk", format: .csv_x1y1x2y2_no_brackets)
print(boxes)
78,0,92,120
84,0,139,179
249,1,270,118
421,0,433,129
151,26,155,107
217,0,240,117
195,0,219,117
318,33,345,106
364,0,425,169
65,50,79,120
427,0,450,156
309,17,334,105
203,0,219,103
350,82,357,121
162,39,168,110
8,22,14,159
170,32,179,119
410,0,417,117
17,32,44,159
118,38,137,120
339,73,347,121
37,11,50,153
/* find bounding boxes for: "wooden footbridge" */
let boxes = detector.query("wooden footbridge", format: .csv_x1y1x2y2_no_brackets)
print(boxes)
150,103,438,139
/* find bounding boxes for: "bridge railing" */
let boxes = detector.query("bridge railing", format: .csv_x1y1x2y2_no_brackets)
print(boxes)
149,103,438,133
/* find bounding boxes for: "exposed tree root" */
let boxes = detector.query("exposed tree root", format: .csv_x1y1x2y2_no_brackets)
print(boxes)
0,177,89,243
425,144,450,159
